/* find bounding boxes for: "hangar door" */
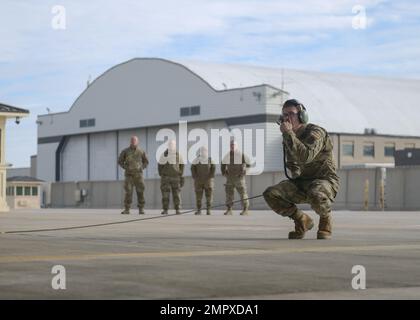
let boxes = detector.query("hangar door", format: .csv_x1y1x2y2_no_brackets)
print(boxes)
89,132,118,181
61,135,88,182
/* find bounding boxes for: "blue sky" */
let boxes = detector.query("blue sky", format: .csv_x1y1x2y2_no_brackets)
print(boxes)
1,0,420,167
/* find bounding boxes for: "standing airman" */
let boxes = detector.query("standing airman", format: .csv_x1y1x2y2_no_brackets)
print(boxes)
221,140,252,216
118,136,149,215
158,139,185,215
191,146,215,215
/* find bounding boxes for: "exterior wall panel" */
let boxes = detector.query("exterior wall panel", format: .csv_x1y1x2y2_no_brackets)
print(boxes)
90,131,118,181
37,142,59,182
62,135,88,182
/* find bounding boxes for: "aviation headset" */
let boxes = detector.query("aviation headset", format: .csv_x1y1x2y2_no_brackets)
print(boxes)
277,99,309,124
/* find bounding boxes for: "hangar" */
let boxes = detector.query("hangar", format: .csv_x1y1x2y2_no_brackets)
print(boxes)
36,58,420,184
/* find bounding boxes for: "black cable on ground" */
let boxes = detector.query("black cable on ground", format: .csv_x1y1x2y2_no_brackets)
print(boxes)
0,195,264,235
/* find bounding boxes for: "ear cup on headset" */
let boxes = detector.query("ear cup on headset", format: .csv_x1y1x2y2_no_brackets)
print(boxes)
298,105,309,124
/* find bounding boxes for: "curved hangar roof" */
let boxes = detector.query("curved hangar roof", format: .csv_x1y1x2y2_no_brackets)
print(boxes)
179,59,420,137
46,58,420,137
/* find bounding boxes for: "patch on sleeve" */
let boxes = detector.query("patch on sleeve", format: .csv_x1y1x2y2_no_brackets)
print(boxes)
307,129,323,144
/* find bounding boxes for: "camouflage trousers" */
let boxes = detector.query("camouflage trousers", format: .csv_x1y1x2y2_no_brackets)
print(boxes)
225,176,249,209
161,175,182,210
263,178,338,218
194,179,214,209
124,172,145,210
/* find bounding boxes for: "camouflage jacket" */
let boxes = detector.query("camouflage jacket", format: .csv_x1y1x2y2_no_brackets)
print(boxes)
158,149,185,177
221,151,252,178
282,123,339,189
118,146,149,175
191,156,216,181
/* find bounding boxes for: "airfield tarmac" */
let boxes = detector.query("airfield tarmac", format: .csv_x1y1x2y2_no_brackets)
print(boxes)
1,208,420,299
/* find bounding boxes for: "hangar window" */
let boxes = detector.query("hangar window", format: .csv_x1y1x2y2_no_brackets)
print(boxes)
343,142,354,157
32,187,38,196
363,143,375,157
384,144,395,157
180,105,200,117
191,106,200,115
80,118,96,128
24,187,31,196
180,107,190,117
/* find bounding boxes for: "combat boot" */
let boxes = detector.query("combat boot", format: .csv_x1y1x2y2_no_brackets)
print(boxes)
161,209,168,215
139,208,145,215
317,215,332,239
195,206,202,215
240,206,249,216
175,207,182,215
224,208,233,215
121,209,130,215
206,208,211,215
288,210,314,239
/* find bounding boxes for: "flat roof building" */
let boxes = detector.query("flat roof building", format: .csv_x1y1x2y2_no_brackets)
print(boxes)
6,176,44,210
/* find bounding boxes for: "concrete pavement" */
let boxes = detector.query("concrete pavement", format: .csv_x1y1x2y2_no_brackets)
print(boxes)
1,208,420,299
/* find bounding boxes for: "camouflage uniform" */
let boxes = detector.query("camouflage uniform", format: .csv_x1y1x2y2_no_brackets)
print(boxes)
191,156,216,214
221,150,252,214
263,123,339,238
118,146,149,212
158,150,184,213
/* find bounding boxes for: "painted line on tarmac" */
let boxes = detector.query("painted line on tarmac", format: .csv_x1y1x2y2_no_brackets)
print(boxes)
1,243,420,264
